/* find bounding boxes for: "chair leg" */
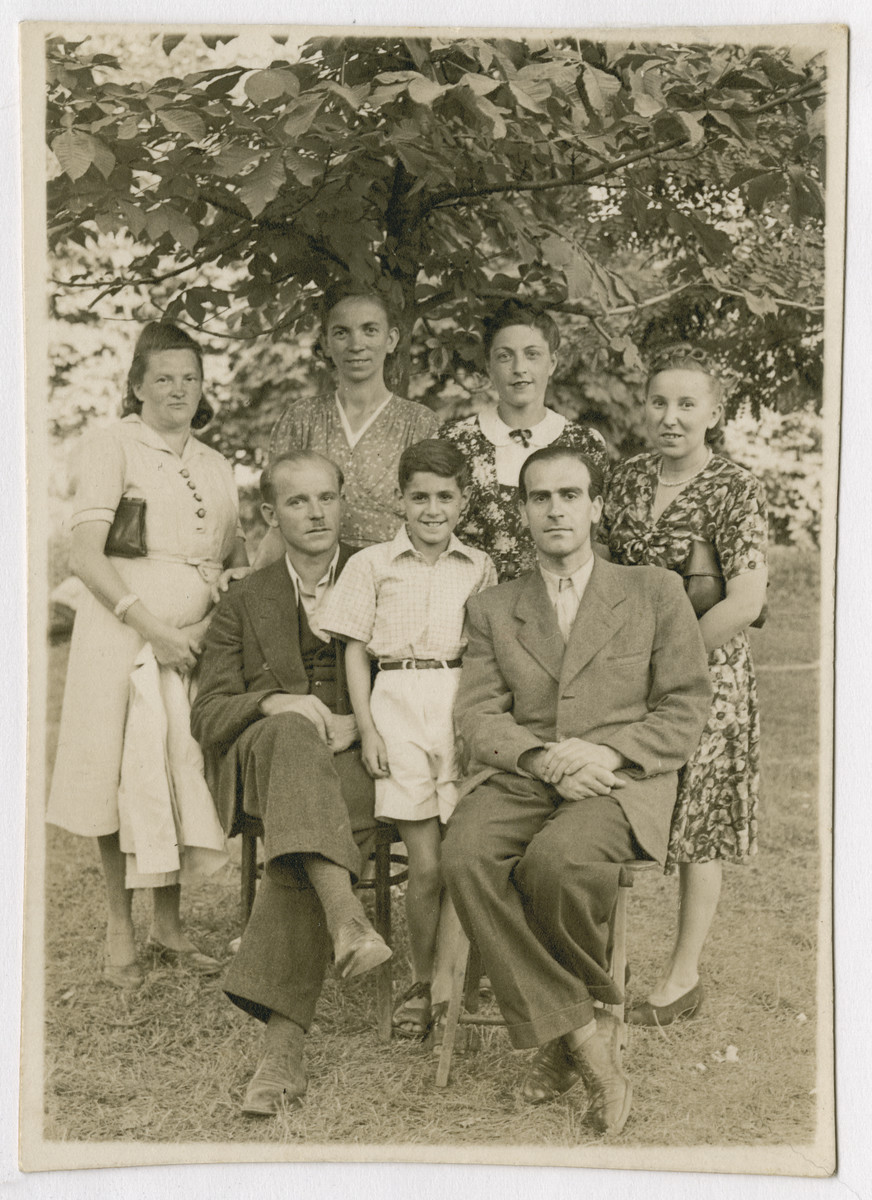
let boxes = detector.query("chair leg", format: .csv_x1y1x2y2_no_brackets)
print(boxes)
373,834,393,1044
435,930,471,1088
240,829,258,928
606,878,632,1054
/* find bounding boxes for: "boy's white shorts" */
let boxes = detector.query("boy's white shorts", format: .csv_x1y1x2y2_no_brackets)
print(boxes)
370,666,461,825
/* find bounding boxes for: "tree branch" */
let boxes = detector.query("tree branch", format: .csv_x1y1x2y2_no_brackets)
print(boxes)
414,80,825,221
418,136,689,218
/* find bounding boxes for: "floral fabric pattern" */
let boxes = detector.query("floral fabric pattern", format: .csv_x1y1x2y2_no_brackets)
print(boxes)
270,393,438,548
603,452,768,868
439,413,609,581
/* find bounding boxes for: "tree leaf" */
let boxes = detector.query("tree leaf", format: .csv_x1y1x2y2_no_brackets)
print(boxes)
675,111,705,146
238,154,286,217
51,130,105,181
408,76,445,106
283,94,324,139
244,68,299,105
157,109,206,141
708,109,745,141
165,206,200,252
283,149,322,187
90,137,116,179
744,290,779,316
508,82,546,114
200,34,238,50
323,80,365,108
458,73,500,96
117,199,147,237
582,65,622,112
745,171,787,212
115,115,141,140
211,144,263,179
162,34,186,57
145,206,171,241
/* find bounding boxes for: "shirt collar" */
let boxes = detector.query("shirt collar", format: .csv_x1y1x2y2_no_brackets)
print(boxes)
122,412,204,460
334,392,394,447
389,524,475,562
477,405,566,447
284,546,340,601
539,552,596,598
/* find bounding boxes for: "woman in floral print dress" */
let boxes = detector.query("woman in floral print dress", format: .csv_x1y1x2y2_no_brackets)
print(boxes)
440,300,608,581
603,345,768,1026
253,284,438,566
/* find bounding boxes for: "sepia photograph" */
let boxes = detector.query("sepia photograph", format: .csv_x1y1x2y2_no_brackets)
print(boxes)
15,8,850,1187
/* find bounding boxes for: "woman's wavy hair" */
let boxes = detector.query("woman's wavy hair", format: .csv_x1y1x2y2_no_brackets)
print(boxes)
122,322,214,430
482,299,561,358
645,343,726,446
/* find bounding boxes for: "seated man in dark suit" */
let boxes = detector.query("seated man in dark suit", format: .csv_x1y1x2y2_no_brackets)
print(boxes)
191,451,390,1117
442,446,712,1135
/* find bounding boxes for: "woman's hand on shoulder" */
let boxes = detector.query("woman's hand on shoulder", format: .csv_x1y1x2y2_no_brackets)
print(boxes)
211,565,253,604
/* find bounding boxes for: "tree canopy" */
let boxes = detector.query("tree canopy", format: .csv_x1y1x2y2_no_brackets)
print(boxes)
46,30,827,451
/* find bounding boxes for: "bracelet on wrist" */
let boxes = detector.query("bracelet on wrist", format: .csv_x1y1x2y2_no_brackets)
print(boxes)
113,593,139,623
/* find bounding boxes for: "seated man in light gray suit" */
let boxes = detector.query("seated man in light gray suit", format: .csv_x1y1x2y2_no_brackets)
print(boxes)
442,445,711,1135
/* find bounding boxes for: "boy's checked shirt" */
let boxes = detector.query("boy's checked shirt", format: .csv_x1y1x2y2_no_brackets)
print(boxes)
320,525,497,661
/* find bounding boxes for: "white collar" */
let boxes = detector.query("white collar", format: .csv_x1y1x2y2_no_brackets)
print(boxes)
389,524,473,562
334,392,393,448
123,413,203,459
539,551,596,596
477,405,566,447
284,546,340,600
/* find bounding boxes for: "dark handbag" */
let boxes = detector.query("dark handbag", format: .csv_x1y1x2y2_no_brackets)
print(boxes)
104,496,147,558
680,538,766,629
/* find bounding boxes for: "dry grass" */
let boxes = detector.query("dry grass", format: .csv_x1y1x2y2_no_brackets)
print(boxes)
41,545,823,1148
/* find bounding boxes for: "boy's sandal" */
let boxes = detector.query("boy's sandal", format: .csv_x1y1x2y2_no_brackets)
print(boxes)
427,1001,472,1055
392,980,432,1039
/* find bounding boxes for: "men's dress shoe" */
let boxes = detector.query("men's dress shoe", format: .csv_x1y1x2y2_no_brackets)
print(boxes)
241,1050,307,1117
333,917,392,980
146,938,222,977
570,1011,633,1135
627,981,703,1027
521,1037,583,1105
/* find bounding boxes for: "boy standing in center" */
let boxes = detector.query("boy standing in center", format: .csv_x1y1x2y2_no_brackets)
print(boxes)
321,439,497,1043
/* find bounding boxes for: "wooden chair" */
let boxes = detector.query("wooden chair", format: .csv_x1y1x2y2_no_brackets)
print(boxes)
239,814,408,1042
435,860,656,1086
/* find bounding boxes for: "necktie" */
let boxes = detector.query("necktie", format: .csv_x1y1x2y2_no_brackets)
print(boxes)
508,428,533,449
556,577,577,643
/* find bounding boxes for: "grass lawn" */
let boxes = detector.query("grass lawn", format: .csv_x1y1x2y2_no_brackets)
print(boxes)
38,546,825,1150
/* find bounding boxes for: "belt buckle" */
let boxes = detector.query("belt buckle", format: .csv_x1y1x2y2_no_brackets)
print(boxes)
401,658,415,670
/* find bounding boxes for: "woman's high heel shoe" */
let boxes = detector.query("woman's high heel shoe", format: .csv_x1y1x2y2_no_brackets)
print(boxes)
627,981,703,1027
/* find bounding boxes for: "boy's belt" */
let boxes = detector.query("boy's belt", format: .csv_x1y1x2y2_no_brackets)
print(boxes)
378,658,463,670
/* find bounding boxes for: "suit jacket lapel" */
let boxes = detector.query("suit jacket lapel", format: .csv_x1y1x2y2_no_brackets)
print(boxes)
514,571,565,682
246,557,306,691
560,557,627,686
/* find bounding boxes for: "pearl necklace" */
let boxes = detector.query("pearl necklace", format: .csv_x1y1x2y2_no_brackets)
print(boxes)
657,447,712,488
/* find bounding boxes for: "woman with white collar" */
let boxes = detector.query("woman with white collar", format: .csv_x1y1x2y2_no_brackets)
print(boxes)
440,300,608,581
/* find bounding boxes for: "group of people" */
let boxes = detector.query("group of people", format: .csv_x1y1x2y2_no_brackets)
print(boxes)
48,286,768,1137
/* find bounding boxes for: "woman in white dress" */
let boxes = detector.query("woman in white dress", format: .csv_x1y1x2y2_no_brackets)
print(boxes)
47,322,248,989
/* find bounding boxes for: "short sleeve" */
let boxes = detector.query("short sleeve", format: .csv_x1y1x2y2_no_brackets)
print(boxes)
716,472,768,580
320,552,379,645
268,402,308,459
413,404,439,440
68,428,126,528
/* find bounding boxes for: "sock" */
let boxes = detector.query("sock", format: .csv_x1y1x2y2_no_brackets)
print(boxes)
302,855,367,943
264,1012,305,1059
564,1018,597,1054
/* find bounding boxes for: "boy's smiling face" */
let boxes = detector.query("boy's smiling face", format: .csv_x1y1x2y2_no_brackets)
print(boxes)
400,471,467,554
